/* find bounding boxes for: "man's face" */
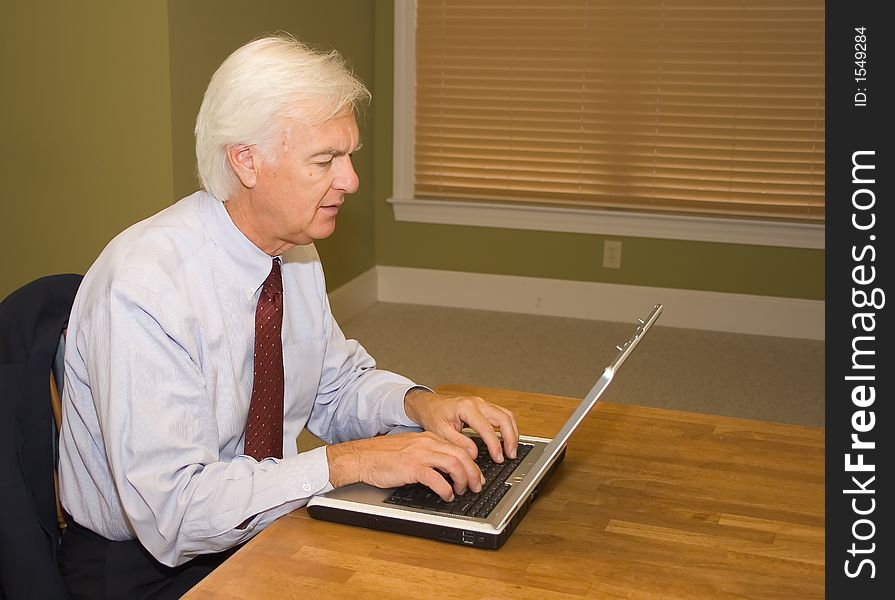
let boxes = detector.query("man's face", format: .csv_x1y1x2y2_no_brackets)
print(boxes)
246,111,361,251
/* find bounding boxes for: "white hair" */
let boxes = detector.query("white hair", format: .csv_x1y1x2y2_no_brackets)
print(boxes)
194,33,371,201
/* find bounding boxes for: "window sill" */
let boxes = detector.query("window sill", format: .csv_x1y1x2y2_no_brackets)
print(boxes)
388,197,824,249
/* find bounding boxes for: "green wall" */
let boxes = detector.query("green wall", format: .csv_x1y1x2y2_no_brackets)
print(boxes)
372,1,824,300
167,0,377,291
1,0,823,302
1,1,174,299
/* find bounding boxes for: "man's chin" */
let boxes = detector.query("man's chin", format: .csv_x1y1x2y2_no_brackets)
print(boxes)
305,220,338,243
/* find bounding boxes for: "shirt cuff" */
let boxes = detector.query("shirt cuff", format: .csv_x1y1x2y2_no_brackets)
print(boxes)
381,383,433,429
280,445,333,498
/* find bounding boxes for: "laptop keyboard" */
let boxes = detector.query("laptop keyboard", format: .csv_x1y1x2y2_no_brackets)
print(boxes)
384,438,534,519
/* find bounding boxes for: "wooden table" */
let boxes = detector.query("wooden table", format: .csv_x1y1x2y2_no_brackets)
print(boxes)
184,384,824,599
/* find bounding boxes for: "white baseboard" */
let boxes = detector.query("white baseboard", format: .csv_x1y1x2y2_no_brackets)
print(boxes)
329,266,824,340
327,267,378,323
374,266,825,340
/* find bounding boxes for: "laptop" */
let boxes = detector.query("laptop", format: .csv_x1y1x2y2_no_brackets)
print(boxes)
307,304,663,549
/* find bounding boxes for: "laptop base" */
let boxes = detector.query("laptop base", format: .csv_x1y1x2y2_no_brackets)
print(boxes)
307,446,566,549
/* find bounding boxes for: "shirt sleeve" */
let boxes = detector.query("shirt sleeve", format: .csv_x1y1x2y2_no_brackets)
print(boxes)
305,294,422,444
88,280,334,567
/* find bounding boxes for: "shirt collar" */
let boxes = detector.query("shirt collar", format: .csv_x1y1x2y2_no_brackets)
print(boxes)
198,191,278,299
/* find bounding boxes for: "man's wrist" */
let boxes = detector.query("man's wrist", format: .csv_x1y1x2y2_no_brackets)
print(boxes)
403,387,433,424
326,441,363,488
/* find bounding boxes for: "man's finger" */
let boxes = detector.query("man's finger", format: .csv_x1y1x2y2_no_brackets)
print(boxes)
459,408,506,464
489,405,519,459
427,448,481,495
437,425,479,460
416,468,454,502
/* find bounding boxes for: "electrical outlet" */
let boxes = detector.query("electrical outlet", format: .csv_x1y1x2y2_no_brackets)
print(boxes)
603,240,622,269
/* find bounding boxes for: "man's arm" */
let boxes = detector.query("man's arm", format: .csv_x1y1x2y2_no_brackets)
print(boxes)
70,281,331,566
302,276,519,501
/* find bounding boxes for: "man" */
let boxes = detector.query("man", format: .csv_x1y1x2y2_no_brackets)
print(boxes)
58,34,518,599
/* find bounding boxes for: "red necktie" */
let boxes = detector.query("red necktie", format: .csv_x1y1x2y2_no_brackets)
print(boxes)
244,258,284,460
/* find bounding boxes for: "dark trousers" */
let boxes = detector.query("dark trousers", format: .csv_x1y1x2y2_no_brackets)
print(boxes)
59,519,239,599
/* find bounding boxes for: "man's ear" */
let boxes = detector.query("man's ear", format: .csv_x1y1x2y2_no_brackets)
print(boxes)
227,144,260,189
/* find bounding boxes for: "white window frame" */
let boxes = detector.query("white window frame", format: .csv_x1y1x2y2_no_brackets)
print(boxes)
387,0,824,250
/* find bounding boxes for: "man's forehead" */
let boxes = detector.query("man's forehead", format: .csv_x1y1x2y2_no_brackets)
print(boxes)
280,104,357,129
278,112,360,153
315,140,364,156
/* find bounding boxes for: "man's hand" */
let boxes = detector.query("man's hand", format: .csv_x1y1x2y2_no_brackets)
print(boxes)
326,432,486,501
325,390,519,502
403,389,519,465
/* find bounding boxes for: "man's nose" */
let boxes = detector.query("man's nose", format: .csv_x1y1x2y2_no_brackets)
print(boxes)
334,156,359,194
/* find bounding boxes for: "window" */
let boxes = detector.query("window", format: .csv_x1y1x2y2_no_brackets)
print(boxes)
390,0,825,249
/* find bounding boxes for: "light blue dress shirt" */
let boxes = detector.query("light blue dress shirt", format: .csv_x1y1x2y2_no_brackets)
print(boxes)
59,191,419,567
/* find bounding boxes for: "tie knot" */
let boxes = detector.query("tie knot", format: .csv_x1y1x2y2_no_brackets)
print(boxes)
263,258,283,296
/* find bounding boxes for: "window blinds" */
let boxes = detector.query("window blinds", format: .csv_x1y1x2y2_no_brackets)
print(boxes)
414,0,825,222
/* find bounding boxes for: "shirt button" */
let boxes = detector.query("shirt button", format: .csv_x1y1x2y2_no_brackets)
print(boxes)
302,483,312,492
